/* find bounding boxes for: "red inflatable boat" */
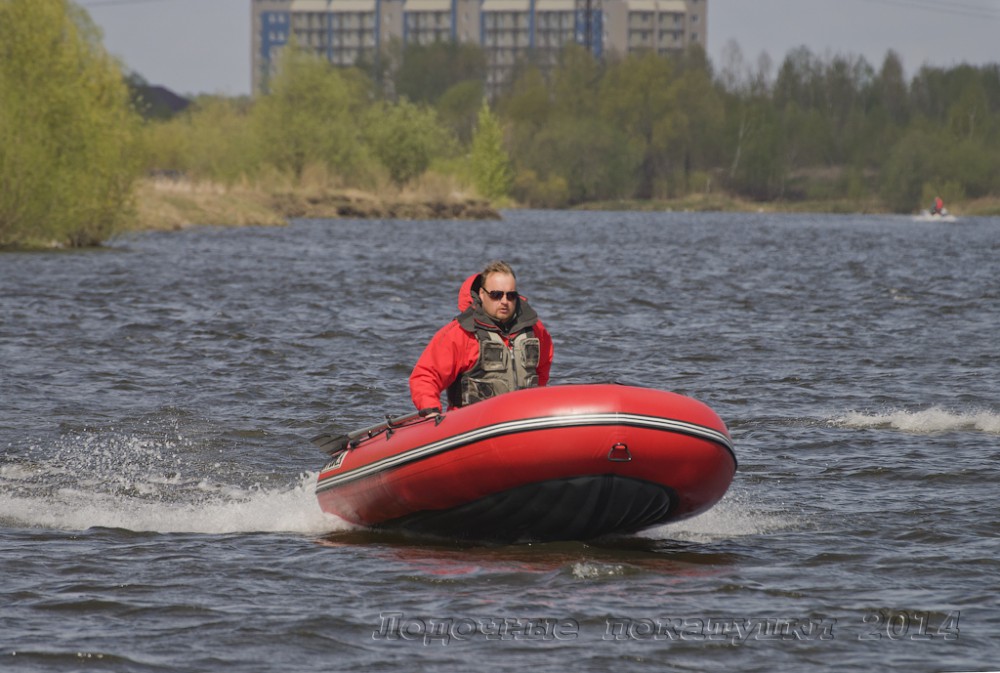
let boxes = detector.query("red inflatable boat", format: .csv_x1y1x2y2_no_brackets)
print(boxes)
313,383,736,543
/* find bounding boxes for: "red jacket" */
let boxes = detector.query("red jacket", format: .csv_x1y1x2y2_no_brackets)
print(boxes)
409,273,554,410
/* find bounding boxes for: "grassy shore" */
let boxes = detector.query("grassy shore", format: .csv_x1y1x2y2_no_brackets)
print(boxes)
128,177,1000,234
128,177,500,232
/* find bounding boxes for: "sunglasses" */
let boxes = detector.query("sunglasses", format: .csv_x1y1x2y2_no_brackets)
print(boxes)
483,289,519,301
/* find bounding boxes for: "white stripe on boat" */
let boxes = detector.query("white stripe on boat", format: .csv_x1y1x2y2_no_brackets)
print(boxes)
316,413,734,492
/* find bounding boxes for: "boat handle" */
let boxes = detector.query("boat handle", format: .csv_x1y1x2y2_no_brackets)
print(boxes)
608,442,632,462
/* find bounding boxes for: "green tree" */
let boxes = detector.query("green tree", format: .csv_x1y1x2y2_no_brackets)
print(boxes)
725,98,788,200
143,97,259,184
667,54,726,194
599,52,679,198
773,47,823,111
550,44,603,121
879,124,948,212
947,77,990,141
252,48,371,181
875,50,910,126
436,80,484,144
393,42,487,105
365,99,454,187
945,137,996,199
911,65,952,123
780,101,832,171
497,65,551,176
470,100,513,201
522,117,640,204
498,65,551,131
0,0,140,248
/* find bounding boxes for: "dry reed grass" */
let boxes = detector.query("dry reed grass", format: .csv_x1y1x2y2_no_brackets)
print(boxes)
131,177,285,230
129,172,499,232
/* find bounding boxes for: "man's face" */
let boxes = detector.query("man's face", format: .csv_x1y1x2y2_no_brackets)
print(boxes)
479,272,517,322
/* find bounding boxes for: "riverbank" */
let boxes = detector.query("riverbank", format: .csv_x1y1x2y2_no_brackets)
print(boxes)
129,177,500,232
577,192,1000,217
129,178,1000,234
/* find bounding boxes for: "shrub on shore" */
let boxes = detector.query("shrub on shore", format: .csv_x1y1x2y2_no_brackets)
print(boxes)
0,0,140,249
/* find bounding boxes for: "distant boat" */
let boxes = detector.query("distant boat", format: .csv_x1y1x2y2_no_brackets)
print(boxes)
914,208,958,223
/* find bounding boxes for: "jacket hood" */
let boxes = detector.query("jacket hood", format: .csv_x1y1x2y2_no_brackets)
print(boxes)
457,273,482,311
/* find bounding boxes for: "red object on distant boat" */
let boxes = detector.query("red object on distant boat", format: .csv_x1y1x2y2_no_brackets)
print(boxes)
313,384,736,543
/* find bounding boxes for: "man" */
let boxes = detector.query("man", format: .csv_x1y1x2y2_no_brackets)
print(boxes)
409,261,554,414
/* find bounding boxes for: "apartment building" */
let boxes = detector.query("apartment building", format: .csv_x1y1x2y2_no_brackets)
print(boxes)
604,0,702,56
251,0,707,94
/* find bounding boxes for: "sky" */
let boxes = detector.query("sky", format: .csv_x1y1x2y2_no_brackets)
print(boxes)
79,0,1000,97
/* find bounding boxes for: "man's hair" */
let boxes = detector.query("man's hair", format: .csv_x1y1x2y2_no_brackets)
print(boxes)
481,260,516,282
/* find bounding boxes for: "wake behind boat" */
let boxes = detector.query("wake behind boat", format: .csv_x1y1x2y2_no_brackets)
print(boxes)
312,383,736,543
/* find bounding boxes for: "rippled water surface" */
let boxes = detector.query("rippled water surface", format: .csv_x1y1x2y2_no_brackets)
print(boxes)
2,210,999,672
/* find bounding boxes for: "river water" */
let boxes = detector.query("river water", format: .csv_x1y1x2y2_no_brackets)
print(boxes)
2,210,998,672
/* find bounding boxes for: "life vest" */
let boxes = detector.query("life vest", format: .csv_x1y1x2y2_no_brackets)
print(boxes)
447,320,541,408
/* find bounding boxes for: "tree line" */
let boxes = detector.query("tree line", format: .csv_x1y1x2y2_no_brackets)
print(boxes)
3,0,999,248
142,40,1000,212
138,42,509,197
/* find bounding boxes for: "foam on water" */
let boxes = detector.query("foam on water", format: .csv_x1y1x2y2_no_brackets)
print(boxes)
571,562,626,579
9,406,991,540
645,486,800,543
0,474,346,535
834,407,1000,434
0,431,349,536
